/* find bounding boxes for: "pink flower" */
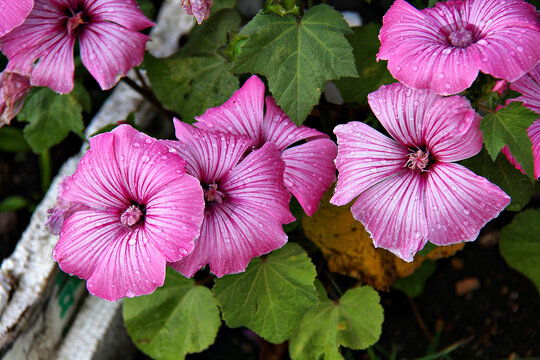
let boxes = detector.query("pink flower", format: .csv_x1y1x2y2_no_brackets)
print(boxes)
166,119,294,278
0,0,153,94
331,83,510,261
502,63,540,179
0,0,33,37
195,75,337,216
181,0,212,24
377,0,540,95
0,71,32,127
50,125,205,301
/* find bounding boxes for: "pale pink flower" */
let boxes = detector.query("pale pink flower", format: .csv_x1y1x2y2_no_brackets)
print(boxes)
0,0,33,37
502,63,540,179
378,0,540,95
166,119,294,278
0,0,153,94
181,0,212,24
0,71,32,127
331,83,510,261
50,125,204,301
195,75,337,216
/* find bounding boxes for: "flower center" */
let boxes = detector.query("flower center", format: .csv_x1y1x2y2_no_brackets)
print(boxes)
204,183,225,205
448,28,473,48
66,11,87,36
406,149,430,172
120,205,143,228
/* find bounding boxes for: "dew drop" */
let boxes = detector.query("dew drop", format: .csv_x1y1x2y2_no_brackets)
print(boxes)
133,142,141,148
128,238,136,246
141,155,150,163
463,208,470,215
145,138,152,144
516,46,523,52
126,290,135,298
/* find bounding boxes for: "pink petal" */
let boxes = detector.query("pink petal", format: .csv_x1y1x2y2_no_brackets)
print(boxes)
350,170,428,262
367,83,436,147
181,0,213,24
377,0,540,95
422,94,482,162
424,163,510,246
0,0,33,37
88,226,165,301
53,211,127,282
465,0,540,82
221,142,294,225
62,130,131,210
377,0,480,95
80,22,149,90
1,1,76,93
331,121,408,206
168,119,256,183
282,139,337,216
195,75,265,145
0,71,32,127
510,63,540,114
86,0,154,31
529,120,540,179
262,96,326,150
170,143,292,278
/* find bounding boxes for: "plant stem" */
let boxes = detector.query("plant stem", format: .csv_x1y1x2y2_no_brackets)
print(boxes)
121,76,178,121
40,148,52,194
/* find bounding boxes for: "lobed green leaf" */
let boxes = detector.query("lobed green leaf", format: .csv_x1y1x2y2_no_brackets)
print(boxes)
18,87,85,153
480,102,537,180
289,286,384,360
123,269,221,360
499,209,540,294
213,243,318,344
233,4,357,125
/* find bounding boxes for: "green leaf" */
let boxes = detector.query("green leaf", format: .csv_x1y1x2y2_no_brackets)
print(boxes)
213,243,318,343
461,147,534,211
145,9,241,123
0,127,31,153
392,260,437,298
146,54,239,123
499,209,540,294
18,87,85,153
334,24,395,105
289,286,383,360
0,196,29,212
181,9,242,55
123,269,221,360
233,4,357,125
480,102,538,180
418,242,437,257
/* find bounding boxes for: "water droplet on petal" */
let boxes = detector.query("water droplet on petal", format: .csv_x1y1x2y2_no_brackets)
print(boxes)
133,142,141,148
126,290,135,298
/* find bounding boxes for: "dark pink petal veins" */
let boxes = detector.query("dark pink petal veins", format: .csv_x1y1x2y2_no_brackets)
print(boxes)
0,0,33,37
350,170,428,262
195,75,265,145
424,163,510,246
331,121,408,206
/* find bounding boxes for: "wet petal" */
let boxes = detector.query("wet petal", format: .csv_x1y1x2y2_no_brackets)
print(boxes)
86,0,154,30
350,170,428,262
0,0,33,37
424,163,510,246
195,75,265,145
282,139,336,216
331,121,408,206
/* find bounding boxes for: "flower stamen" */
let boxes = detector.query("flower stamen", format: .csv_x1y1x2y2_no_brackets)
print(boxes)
120,205,143,227
204,183,225,205
67,11,86,36
406,149,430,172
448,28,473,48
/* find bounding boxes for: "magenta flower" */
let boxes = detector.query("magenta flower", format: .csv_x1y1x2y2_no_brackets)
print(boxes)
195,75,337,216
502,63,540,179
50,125,205,301
166,119,294,278
0,71,32,127
331,83,510,261
0,0,153,94
377,0,540,95
181,0,212,24
0,0,33,37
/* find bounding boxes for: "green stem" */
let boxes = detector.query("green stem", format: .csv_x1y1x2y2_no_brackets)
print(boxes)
40,148,52,194
121,76,178,121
